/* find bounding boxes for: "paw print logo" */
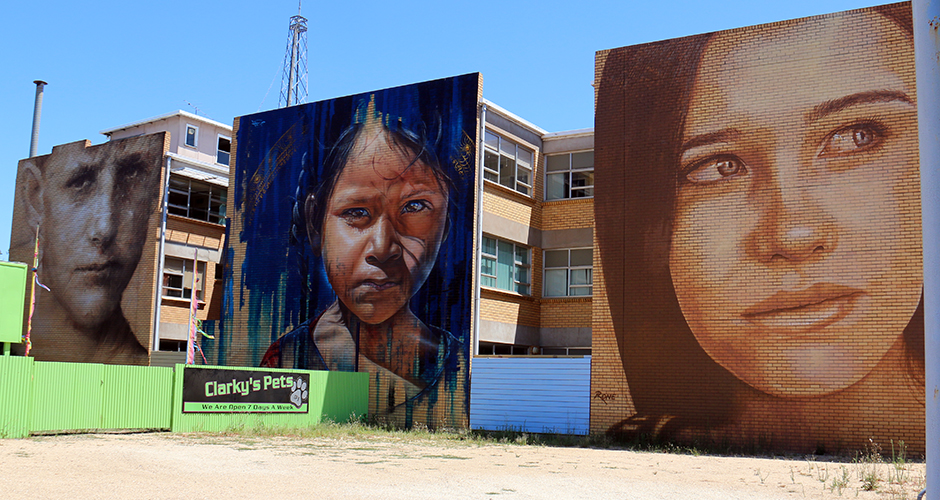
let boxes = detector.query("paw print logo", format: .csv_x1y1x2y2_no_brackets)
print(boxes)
290,378,308,408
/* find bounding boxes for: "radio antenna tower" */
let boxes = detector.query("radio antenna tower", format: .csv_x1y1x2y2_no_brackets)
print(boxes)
279,2,308,108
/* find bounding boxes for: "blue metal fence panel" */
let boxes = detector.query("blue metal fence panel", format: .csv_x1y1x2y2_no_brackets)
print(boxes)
470,356,591,435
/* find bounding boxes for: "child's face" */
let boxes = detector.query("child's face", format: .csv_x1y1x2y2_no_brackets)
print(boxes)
319,129,449,325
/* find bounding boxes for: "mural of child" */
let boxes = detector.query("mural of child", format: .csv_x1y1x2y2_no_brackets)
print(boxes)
595,3,923,451
260,99,461,421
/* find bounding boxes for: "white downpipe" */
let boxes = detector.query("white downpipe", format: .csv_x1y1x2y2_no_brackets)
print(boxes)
914,0,939,495
473,103,487,357
152,156,172,352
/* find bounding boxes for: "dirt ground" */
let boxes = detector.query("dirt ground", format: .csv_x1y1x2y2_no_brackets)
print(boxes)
0,432,926,499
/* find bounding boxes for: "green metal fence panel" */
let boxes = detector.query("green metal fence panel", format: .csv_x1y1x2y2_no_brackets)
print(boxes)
170,365,368,433
0,262,27,344
30,362,105,432
321,371,370,423
101,364,174,430
0,356,35,438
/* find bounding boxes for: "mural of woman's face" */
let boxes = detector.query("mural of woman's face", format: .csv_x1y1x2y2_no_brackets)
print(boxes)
669,12,922,397
316,127,449,325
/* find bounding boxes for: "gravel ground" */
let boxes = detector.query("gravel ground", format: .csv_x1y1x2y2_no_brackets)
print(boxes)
0,432,926,499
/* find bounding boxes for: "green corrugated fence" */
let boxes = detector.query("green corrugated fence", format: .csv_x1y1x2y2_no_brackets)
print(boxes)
0,356,34,438
0,360,368,437
28,361,174,433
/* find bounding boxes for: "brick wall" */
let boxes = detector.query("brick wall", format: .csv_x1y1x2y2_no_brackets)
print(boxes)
8,133,169,365
542,199,593,231
540,298,591,329
592,2,925,454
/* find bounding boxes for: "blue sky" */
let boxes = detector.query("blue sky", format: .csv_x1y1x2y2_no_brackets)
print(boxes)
0,0,883,258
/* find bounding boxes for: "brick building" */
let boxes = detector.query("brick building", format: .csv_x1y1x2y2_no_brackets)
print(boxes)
477,100,594,357
100,110,230,366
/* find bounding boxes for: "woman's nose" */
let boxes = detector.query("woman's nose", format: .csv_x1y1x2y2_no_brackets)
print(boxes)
747,172,837,263
365,216,403,265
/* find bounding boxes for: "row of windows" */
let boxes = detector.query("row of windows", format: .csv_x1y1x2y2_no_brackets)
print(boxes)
481,236,530,295
481,236,592,297
483,131,534,195
477,342,591,356
162,256,207,301
484,130,593,201
168,175,227,225
546,151,594,200
544,248,593,296
184,124,232,167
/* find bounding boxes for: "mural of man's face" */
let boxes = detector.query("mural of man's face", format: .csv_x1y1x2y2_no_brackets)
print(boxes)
314,127,449,325
37,141,159,330
669,12,922,397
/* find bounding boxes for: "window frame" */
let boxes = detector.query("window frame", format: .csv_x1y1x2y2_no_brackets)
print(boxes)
543,247,593,297
481,235,531,295
216,134,231,166
167,174,227,225
545,150,594,201
184,124,199,148
162,256,207,301
483,130,535,197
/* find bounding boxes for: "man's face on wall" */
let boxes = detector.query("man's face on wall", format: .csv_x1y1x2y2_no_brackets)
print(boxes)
38,140,160,330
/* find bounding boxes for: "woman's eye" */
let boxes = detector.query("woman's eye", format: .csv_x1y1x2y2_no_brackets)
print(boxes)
401,200,430,214
683,155,747,184
819,123,882,157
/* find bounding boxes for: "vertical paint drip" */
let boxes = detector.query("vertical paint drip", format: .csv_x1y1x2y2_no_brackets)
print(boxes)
24,225,39,356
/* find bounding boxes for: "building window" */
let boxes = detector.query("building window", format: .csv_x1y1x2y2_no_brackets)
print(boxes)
168,175,226,224
483,130,533,196
185,125,199,148
217,135,231,166
163,257,206,301
545,151,594,200
544,248,592,297
481,235,530,295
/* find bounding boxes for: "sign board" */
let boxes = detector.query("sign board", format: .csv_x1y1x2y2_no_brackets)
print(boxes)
181,367,310,413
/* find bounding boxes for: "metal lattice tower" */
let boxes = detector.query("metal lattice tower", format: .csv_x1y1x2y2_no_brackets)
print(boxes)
278,7,308,108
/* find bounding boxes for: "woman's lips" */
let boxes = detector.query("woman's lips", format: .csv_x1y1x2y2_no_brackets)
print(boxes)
741,283,864,330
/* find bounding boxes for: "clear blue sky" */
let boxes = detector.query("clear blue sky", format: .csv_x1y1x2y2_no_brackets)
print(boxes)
0,0,884,259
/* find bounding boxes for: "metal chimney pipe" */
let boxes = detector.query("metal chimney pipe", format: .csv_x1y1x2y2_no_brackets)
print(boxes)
29,80,47,158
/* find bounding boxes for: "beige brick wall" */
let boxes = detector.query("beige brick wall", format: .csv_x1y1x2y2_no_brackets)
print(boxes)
591,2,925,454
540,298,591,329
159,216,225,325
542,198,593,231
480,289,539,327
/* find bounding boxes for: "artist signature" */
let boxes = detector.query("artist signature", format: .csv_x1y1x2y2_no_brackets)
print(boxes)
593,391,617,404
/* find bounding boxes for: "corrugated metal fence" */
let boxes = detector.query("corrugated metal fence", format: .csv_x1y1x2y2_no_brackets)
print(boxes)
28,362,175,433
470,356,591,435
0,358,367,438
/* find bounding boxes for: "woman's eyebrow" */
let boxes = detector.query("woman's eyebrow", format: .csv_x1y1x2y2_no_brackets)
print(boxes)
680,129,740,152
807,90,912,123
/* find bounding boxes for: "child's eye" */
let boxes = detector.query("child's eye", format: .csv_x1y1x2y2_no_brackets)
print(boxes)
341,208,370,221
402,200,430,214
